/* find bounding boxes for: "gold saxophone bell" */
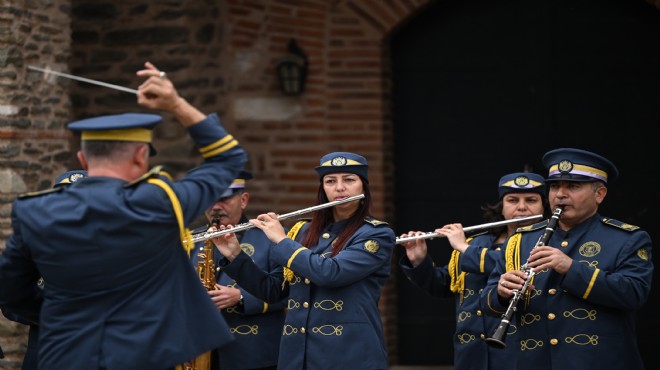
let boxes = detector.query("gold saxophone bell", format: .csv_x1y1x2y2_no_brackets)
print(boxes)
180,218,219,370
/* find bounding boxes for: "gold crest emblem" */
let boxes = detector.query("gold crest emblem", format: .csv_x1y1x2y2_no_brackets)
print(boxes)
364,240,379,253
637,248,649,261
240,243,255,257
579,241,600,258
558,160,573,173
331,156,347,166
514,176,530,187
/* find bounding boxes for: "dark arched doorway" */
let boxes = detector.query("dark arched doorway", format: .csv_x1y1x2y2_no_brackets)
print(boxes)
390,0,660,367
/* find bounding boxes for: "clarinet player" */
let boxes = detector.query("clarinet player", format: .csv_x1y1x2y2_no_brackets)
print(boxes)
483,148,653,370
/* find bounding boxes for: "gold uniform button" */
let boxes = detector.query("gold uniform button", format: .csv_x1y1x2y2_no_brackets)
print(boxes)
304,278,311,284
561,241,568,247
216,267,222,272
476,310,482,316
548,289,557,295
480,333,485,340
303,302,309,308
322,233,331,239
548,313,556,320
301,327,306,334
550,338,559,345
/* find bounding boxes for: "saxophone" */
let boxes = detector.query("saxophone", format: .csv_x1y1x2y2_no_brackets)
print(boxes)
182,217,219,370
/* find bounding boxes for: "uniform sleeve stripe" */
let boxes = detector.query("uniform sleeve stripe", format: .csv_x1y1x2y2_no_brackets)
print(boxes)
479,248,488,273
583,268,600,299
287,247,307,269
200,135,235,153
201,139,239,158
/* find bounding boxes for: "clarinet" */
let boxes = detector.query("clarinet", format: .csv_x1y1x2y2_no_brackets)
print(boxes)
485,206,563,348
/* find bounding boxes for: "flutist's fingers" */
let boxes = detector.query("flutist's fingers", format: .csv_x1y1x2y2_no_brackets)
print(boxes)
399,231,428,267
399,231,426,246
210,224,242,261
437,223,469,253
251,214,287,244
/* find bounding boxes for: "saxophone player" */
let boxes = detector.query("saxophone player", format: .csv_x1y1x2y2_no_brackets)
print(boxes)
190,170,286,370
483,148,653,370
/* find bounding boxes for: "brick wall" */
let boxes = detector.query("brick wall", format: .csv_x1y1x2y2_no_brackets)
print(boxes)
0,0,439,367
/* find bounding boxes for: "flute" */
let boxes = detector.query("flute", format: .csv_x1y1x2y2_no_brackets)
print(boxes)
484,206,563,348
187,194,365,244
395,214,543,244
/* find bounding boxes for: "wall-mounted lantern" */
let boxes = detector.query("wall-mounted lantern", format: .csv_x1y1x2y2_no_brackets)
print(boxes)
276,39,308,96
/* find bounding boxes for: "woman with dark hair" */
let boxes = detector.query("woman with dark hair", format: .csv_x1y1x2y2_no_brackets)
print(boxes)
399,172,550,370
212,151,395,370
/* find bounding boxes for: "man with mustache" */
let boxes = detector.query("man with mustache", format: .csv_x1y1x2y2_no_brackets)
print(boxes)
191,170,286,370
484,148,653,370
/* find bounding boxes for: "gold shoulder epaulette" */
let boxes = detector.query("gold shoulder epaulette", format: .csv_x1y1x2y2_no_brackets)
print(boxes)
601,217,640,232
125,165,164,187
365,218,389,227
17,187,62,199
515,219,548,233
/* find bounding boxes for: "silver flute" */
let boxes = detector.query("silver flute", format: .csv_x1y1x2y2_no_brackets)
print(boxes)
396,214,543,244
188,193,365,243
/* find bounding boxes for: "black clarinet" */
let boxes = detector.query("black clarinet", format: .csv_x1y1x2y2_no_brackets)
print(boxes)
485,207,563,348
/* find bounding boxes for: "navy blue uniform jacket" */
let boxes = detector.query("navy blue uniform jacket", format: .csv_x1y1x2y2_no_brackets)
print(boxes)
191,223,286,370
221,218,395,370
0,114,247,370
482,214,653,370
400,233,517,370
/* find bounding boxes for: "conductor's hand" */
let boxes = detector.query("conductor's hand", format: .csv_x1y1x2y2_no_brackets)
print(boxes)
136,61,205,126
136,62,181,111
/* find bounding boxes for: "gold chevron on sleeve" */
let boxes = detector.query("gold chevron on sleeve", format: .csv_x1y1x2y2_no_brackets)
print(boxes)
199,135,239,158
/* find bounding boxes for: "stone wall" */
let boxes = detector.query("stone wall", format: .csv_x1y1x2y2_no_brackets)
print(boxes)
1,0,72,366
